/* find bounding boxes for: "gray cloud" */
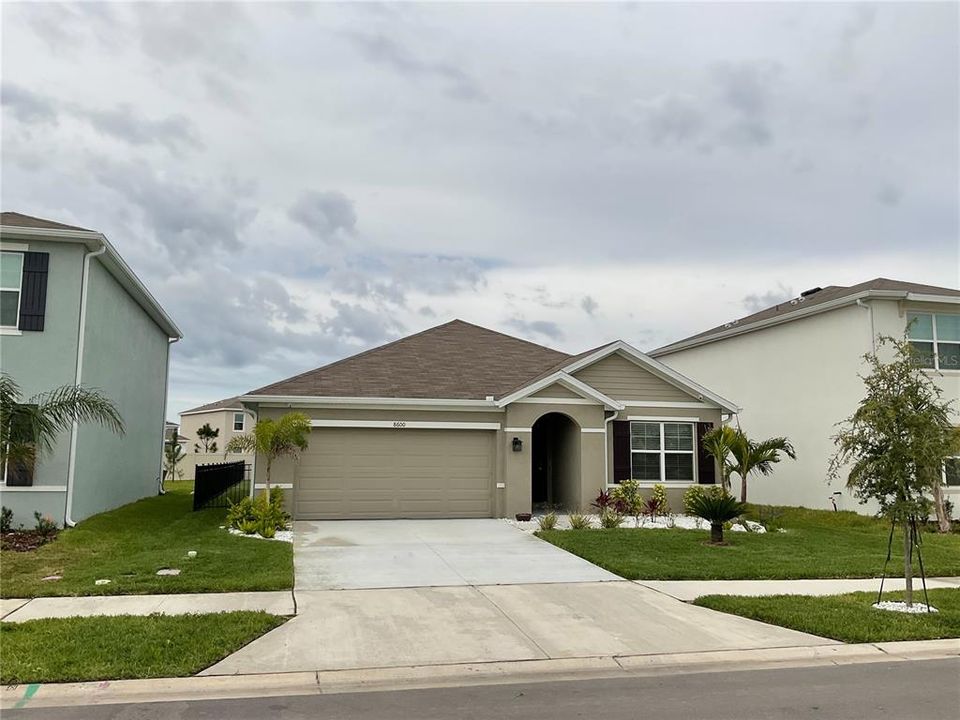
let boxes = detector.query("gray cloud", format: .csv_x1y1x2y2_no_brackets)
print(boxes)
289,191,358,241
1,82,58,123
640,93,705,145
505,318,564,342
347,31,486,101
91,161,258,260
742,283,794,313
324,299,405,344
581,296,599,316
875,183,903,207
712,60,781,147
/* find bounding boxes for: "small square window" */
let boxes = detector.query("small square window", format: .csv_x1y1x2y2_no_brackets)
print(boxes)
631,453,660,481
233,413,245,432
909,341,936,369
630,423,660,451
906,313,933,340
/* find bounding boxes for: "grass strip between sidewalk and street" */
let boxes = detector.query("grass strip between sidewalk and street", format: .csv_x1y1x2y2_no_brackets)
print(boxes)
0,611,286,684
537,506,960,580
694,588,960,643
1,481,293,598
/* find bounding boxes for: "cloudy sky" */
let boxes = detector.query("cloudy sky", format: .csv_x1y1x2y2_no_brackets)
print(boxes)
2,2,957,416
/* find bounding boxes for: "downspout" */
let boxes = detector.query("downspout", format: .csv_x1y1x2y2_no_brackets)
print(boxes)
856,299,876,353
64,242,106,527
157,336,179,495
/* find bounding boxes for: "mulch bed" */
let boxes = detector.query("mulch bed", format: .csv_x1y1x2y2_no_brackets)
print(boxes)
1,530,57,552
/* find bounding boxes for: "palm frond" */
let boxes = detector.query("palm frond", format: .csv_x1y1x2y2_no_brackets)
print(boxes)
30,385,125,436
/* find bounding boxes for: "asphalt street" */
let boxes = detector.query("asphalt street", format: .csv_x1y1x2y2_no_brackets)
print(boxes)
14,658,960,719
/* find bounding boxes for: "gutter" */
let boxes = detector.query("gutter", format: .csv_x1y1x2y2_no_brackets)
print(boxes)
157,337,180,495
64,242,106,527
855,299,876,353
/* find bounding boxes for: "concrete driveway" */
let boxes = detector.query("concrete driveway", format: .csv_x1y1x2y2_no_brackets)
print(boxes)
204,581,834,675
293,519,618,590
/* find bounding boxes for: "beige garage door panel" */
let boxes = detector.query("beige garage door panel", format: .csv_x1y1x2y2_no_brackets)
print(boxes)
296,428,494,519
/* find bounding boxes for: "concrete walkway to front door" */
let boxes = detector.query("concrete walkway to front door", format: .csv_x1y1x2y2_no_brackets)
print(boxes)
293,519,618,590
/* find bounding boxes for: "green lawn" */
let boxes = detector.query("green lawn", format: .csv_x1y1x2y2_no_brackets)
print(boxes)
1,482,293,597
695,588,960,643
0,611,285,684
537,506,960,580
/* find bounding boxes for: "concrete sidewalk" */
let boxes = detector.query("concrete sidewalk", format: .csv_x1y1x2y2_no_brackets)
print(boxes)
637,577,960,602
1,591,295,623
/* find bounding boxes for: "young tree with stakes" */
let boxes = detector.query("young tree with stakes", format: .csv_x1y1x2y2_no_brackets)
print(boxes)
829,336,960,607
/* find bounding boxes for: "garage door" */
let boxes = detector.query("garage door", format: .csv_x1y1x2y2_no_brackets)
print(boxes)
295,428,495,519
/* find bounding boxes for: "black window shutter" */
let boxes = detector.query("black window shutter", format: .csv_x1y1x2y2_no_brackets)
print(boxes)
612,421,631,483
18,252,49,332
696,421,716,485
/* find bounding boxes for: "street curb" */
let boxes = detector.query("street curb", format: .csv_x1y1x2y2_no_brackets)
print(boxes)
3,639,957,710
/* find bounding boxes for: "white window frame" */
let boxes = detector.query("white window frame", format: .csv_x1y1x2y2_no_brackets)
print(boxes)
907,312,960,372
628,420,697,484
0,251,24,331
232,412,245,432
944,455,960,489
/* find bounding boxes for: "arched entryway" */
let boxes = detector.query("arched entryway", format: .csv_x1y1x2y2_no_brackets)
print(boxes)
531,412,580,510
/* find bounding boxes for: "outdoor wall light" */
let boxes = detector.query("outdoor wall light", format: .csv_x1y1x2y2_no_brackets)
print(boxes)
512,437,523,452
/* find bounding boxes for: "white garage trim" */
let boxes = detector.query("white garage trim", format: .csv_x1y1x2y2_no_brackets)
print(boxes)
580,428,606,433
504,427,532,432
309,419,501,430
626,415,701,422
254,483,294,490
620,401,716,409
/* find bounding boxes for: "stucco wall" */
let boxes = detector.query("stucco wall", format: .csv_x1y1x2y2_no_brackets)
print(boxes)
70,259,171,521
0,240,84,526
658,303,882,511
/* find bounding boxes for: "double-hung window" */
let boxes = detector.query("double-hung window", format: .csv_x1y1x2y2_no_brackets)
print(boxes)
630,421,695,482
233,412,245,432
0,251,24,329
907,312,960,370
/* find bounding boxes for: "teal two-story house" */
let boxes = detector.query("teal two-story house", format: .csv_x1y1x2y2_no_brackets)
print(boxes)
0,212,182,527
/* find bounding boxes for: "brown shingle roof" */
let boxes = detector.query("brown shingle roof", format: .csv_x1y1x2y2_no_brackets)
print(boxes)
248,320,572,400
181,396,243,415
653,278,960,354
1,211,92,232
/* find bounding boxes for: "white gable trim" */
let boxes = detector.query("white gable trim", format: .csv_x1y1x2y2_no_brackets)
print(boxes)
496,372,624,410
562,341,740,414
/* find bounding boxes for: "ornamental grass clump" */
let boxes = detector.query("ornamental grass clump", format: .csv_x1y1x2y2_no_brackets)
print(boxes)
568,511,592,530
537,512,558,531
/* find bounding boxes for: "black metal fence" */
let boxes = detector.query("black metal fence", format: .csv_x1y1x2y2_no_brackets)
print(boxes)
193,461,250,510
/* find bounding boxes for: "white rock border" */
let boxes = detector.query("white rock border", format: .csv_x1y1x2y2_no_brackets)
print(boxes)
872,600,939,614
505,514,766,534
226,527,293,543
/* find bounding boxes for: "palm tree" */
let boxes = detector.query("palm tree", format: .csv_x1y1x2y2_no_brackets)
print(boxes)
225,412,311,494
701,425,739,492
164,440,186,482
729,433,797,503
0,373,124,480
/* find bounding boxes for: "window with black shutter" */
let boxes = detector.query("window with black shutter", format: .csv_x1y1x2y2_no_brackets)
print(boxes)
696,421,716,485
18,251,49,331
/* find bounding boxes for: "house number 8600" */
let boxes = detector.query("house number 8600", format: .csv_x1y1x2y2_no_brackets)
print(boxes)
393,421,407,428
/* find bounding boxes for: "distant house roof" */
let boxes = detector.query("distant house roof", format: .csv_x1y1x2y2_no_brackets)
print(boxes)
241,319,739,413
1,211,182,339
0,211,92,232
651,278,960,357
180,397,244,416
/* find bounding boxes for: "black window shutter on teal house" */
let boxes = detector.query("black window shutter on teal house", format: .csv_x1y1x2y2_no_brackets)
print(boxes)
18,252,49,332
696,421,716,485
612,420,631,483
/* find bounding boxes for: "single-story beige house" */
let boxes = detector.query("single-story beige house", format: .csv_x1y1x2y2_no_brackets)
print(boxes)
239,320,738,519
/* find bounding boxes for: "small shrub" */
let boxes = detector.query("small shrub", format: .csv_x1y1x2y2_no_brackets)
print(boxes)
611,479,644,523
259,521,277,539
651,484,670,514
592,489,613,511
599,508,623,528
239,519,259,535
537,512,558,531
33,512,57,538
226,497,255,530
1,506,13,533
568,511,592,530
686,491,747,544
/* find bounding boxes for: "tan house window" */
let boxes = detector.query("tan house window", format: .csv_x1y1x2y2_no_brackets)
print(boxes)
233,412,245,432
945,457,960,488
0,251,24,328
630,421,695,482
